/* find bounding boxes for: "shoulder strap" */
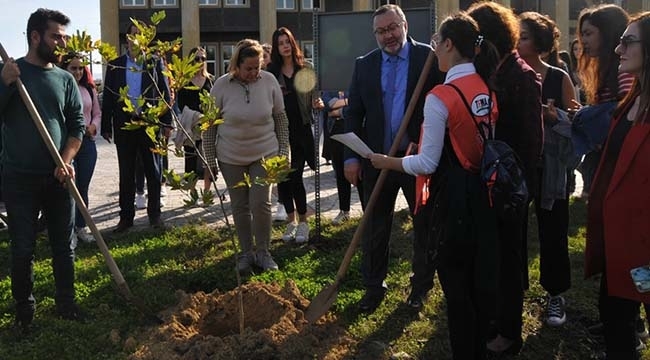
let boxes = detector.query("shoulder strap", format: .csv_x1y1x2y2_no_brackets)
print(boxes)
446,82,493,141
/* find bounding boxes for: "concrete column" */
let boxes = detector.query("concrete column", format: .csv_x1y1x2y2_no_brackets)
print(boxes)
353,0,374,11
99,0,119,50
182,0,200,56
436,0,459,27
555,0,570,51
259,1,277,45
643,0,650,11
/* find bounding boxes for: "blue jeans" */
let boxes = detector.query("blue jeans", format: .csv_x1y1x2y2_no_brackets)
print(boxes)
1,168,76,316
73,137,97,228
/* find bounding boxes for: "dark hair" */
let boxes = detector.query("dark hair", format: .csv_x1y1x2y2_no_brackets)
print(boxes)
519,12,560,56
578,4,629,104
569,39,580,72
616,12,650,123
26,8,70,47
467,1,519,59
269,27,305,72
124,20,144,39
439,12,499,88
228,39,263,74
373,4,406,22
558,50,571,71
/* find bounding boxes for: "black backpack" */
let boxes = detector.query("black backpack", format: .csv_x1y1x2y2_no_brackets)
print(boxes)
447,83,528,219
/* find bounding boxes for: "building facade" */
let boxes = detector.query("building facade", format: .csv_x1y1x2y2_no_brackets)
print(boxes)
101,0,650,77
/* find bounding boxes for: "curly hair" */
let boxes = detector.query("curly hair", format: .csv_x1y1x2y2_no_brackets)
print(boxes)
467,1,519,59
577,4,629,104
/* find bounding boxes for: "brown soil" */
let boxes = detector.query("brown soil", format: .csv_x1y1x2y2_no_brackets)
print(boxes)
128,280,356,360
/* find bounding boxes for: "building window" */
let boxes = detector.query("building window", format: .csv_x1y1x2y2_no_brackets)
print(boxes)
199,0,219,5
224,0,248,6
277,0,296,10
152,0,177,7
222,44,235,75
302,42,314,65
121,0,146,6
301,0,316,10
201,44,219,77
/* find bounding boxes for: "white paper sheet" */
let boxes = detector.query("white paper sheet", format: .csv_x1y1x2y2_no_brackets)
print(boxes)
330,132,373,159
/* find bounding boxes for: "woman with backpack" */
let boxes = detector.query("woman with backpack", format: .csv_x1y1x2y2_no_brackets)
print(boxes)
61,54,100,248
369,12,500,359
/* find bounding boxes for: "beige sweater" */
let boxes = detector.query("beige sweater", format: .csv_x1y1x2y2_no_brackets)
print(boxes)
203,70,286,167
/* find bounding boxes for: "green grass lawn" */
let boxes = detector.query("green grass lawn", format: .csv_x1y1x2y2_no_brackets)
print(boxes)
0,198,647,359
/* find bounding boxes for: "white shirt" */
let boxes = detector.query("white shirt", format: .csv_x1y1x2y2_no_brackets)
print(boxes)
402,62,477,176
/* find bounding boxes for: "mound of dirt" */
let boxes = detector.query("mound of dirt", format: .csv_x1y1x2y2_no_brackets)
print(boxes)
129,281,356,360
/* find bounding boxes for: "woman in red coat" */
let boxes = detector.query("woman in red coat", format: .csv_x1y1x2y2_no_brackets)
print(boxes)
585,11,650,359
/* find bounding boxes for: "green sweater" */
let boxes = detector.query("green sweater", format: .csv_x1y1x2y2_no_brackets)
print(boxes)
0,58,85,174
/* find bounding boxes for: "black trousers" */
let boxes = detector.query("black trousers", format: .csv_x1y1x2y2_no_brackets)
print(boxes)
599,275,640,359
360,164,435,293
328,123,362,212
492,206,528,341
115,130,162,222
534,169,571,296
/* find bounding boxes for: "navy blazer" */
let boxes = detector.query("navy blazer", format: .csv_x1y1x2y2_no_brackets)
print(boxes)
344,37,442,162
101,54,172,142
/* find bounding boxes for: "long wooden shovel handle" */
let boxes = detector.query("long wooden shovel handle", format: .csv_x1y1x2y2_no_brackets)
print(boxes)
334,49,436,281
0,44,133,299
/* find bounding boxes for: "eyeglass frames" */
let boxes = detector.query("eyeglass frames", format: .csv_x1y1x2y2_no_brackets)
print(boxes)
373,22,403,37
619,35,643,51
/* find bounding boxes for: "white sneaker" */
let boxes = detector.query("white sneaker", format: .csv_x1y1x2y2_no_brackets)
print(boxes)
160,186,167,197
273,203,288,222
75,227,94,243
546,295,567,327
282,222,297,242
135,193,146,209
236,252,256,274
295,222,310,243
332,211,350,225
255,250,279,271
159,197,166,208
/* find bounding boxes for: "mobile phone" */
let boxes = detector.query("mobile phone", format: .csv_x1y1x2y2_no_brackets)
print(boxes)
630,265,650,293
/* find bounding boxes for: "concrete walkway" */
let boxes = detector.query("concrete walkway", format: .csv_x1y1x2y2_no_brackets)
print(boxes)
88,139,386,234
88,139,584,235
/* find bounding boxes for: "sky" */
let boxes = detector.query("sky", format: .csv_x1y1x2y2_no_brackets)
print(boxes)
0,0,103,79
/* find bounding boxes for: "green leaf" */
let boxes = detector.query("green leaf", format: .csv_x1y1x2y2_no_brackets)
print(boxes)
151,10,166,25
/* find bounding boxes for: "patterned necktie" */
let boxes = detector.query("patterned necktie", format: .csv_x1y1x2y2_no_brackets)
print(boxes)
384,55,398,152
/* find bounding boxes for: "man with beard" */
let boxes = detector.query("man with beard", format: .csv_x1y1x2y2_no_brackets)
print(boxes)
0,8,86,333
344,4,444,313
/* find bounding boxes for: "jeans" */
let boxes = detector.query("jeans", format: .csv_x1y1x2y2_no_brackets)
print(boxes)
73,137,97,228
1,168,76,316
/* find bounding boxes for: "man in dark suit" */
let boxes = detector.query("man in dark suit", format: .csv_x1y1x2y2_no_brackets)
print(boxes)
344,4,443,313
101,21,172,233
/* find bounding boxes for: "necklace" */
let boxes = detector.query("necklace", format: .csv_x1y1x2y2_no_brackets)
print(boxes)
236,81,250,103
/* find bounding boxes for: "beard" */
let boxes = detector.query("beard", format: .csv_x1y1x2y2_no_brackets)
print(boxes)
36,40,60,64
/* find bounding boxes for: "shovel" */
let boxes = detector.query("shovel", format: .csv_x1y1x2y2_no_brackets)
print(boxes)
305,49,436,323
0,43,162,323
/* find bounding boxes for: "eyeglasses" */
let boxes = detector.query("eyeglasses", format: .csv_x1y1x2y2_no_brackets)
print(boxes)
619,36,642,51
373,22,403,37
194,56,207,62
